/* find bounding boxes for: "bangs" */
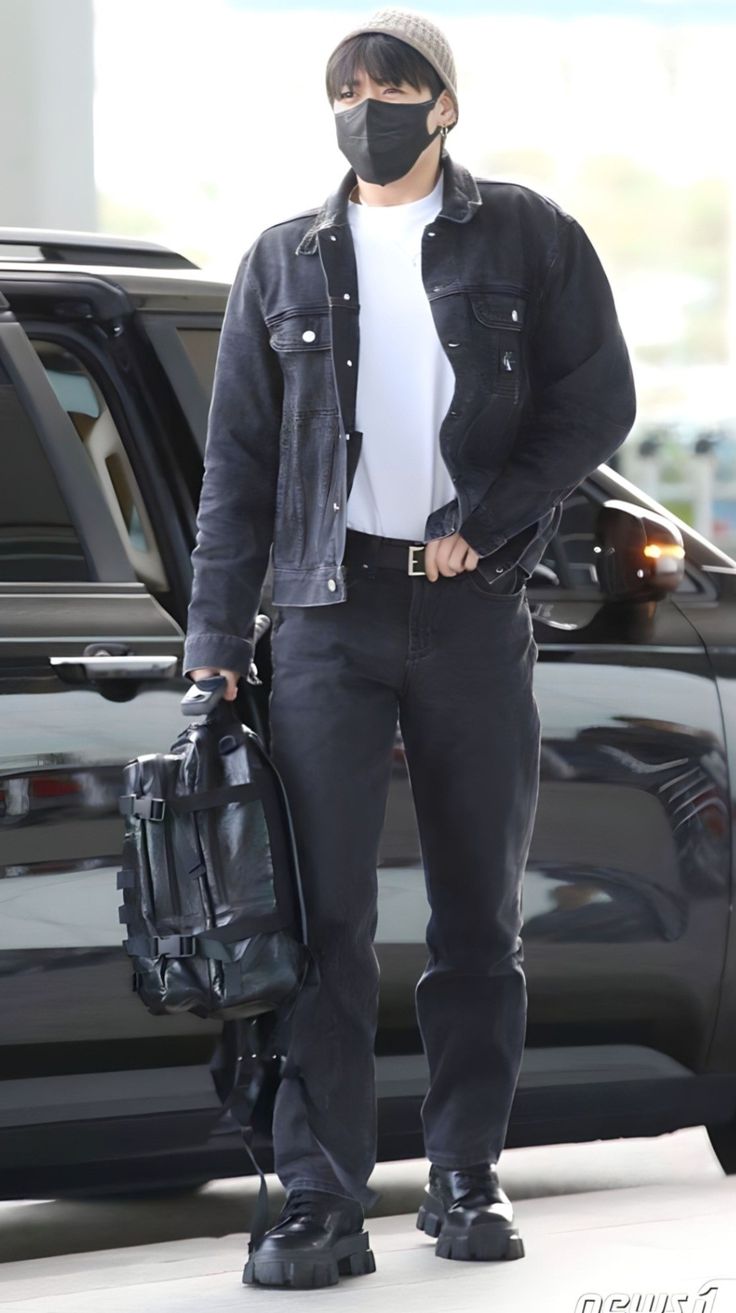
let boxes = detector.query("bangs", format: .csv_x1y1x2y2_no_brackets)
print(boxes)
325,32,444,103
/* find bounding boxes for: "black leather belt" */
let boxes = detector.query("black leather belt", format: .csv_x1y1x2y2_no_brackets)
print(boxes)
345,528,427,575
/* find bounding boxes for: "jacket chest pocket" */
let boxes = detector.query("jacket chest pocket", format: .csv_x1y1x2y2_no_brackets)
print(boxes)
268,309,334,415
268,308,332,352
468,291,527,403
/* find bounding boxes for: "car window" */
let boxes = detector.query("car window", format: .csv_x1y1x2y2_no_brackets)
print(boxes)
175,327,220,400
533,486,700,595
138,313,222,456
0,356,90,582
29,339,170,595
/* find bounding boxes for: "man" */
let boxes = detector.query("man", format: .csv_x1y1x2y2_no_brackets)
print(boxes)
184,6,636,1290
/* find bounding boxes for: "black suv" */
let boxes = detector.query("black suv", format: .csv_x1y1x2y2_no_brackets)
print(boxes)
2,228,736,1201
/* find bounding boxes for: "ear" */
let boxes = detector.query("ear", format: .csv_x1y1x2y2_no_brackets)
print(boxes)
439,88,456,126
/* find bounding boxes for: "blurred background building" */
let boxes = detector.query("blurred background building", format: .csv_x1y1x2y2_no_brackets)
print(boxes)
2,0,735,551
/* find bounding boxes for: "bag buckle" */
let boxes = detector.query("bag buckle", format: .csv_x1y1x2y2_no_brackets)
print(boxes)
153,934,196,958
408,544,426,576
118,794,166,822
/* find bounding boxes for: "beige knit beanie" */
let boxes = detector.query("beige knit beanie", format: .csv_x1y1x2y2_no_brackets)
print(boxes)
326,7,459,130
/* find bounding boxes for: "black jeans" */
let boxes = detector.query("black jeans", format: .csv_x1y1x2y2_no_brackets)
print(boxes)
266,536,541,1212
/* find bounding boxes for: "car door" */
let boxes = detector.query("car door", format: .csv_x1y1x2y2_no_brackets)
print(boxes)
515,474,731,1094
375,468,731,1117
0,292,218,1188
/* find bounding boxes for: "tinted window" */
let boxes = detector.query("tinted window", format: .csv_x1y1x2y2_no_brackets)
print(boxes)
30,339,170,595
0,359,89,582
176,327,220,399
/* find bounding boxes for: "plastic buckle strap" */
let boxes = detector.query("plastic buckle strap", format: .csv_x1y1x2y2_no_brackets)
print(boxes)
138,796,166,821
168,783,262,814
118,795,166,822
156,934,196,957
408,543,426,576
198,937,236,963
124,933,196,958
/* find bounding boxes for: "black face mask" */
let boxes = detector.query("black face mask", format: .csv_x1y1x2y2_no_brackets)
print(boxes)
334,95,441,186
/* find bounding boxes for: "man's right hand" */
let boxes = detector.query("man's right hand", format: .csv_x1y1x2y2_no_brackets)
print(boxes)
187,667,240,701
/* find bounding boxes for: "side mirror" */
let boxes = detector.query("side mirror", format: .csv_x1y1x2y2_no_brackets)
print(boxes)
596,499,686,600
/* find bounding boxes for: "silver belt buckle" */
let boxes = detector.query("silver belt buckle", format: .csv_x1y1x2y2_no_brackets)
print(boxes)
408,544,426,576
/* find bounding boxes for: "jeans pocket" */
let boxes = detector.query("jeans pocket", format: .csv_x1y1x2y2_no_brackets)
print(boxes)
466,562,527,599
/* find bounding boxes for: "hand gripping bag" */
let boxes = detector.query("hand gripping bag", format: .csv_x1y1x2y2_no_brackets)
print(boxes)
117,671,318,1254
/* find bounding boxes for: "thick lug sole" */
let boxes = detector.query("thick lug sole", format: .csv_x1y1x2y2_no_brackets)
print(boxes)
242,1228,376,1288
417,1198,525,1262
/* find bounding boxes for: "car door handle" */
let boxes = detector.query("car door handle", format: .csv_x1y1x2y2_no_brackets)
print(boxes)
50,655,179,679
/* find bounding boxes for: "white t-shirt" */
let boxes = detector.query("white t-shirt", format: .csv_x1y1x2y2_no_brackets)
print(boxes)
345,170,457,542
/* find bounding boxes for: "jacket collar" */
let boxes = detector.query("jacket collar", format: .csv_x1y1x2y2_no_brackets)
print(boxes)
295,148,482,256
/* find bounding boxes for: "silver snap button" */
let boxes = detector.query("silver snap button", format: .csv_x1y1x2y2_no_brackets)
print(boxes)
347,359,353,366
448,342,460,348
495,566,505,573
333,502,340,511
343,293,351,300
327,578,337,591
330,234,337,241
511,309,519,322
302,329,316,342
427,231,436,237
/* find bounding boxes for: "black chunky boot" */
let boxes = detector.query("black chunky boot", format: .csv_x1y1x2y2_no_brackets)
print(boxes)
242,1187,376,1288
417,1162,525,1262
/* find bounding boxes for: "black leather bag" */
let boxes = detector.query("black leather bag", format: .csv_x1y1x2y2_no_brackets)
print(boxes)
117,705,309,1020
117,669,317,1249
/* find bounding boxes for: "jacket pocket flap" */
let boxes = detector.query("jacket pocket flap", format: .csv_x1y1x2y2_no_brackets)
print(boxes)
470,292,525,330
268,311,332,352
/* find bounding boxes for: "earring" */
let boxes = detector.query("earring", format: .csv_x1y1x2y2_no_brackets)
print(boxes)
440,124,449,139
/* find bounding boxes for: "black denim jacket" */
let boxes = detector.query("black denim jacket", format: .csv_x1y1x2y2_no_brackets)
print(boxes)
183,148,636,680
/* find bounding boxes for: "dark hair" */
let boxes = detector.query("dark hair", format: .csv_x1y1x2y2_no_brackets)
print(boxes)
326,31,445,107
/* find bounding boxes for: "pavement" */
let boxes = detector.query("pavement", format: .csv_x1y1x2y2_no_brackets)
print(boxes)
2,1127,736,1312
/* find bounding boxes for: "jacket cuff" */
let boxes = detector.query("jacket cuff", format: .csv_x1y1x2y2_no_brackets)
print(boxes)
182,632,255,683
457,513,509,560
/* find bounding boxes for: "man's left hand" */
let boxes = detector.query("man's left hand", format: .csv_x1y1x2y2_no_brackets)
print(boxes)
423,532,481,581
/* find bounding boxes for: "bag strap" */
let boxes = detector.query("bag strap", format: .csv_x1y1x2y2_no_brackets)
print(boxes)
209,1014,275,1251
209,950,318,1252
241,729,310,950
168,783,264,813
119,781,268,823
122,911,286,959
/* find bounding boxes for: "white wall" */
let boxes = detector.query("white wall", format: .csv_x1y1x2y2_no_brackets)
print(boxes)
0,0,96,231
